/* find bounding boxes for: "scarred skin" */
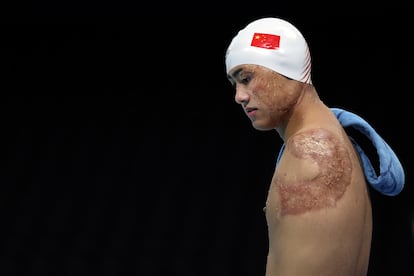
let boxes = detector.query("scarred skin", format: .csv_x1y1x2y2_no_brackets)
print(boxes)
227,65,372,276
275,128,352,216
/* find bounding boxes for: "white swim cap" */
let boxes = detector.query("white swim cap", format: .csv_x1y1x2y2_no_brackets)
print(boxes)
225,17,312,84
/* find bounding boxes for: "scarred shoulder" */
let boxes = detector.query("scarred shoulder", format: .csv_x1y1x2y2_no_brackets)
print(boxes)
273,127,352,216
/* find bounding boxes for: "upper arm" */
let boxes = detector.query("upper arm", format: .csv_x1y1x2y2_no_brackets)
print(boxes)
265,128,362,275
275,128,352,216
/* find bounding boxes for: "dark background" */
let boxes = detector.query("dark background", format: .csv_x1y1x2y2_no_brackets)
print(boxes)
1,4,413,276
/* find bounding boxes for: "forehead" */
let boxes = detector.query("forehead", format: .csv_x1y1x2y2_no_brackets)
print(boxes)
228,64,277,79
228,64,263,77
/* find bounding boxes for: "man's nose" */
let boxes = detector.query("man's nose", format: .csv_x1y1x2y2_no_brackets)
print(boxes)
235,86,249,105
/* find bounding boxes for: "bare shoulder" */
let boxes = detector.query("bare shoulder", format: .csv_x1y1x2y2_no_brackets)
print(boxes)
273,127,352,216
265,128,372,276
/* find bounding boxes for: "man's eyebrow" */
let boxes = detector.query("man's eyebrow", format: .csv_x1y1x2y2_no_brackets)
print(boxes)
227,68,243,80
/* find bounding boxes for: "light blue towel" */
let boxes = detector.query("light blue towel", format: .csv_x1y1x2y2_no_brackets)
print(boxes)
276,108,405,196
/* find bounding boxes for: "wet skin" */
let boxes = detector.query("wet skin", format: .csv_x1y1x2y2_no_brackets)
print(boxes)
228,64,373,276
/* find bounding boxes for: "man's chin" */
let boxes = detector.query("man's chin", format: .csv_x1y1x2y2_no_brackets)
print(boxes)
252,123,272,131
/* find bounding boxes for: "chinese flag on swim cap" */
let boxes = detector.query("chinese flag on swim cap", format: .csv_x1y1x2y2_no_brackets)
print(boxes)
251,33,280,49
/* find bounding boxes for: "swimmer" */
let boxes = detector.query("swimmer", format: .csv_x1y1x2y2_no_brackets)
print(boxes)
225,17,405,276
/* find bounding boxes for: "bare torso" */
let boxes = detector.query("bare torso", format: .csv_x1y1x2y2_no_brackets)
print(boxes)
264,113,372,276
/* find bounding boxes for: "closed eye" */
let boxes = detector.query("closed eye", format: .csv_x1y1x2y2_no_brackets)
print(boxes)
238,70,253,85
240,76,251,85
228,68,253,86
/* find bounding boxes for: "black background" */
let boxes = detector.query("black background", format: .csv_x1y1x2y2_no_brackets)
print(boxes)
1,4,413,276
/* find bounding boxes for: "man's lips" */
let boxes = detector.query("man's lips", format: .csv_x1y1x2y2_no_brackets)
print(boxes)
245,107,257,117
